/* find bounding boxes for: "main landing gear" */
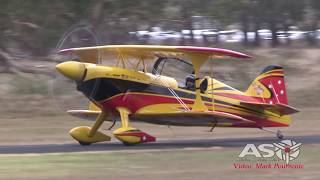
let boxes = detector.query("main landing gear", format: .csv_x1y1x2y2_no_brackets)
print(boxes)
69,107,156,146
113,107,156,146
260,128,284,140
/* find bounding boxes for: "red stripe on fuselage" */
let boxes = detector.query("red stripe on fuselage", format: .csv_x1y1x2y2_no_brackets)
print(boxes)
99,93,287,127
100,93,194,113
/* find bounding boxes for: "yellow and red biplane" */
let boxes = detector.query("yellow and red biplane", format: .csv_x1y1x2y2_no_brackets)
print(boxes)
56,45,299,146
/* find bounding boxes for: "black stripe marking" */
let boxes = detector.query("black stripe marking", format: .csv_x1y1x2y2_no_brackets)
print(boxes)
78,78,267,116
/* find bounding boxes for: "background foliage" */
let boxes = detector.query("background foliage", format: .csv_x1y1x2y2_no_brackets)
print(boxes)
0,0,319,57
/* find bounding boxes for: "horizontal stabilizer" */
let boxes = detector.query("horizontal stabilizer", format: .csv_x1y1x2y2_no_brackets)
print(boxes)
240,101,299,116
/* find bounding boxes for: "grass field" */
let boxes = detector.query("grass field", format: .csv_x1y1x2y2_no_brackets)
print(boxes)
0,145,319,180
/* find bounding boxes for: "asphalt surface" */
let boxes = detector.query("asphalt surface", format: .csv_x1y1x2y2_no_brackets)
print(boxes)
0,135,319,154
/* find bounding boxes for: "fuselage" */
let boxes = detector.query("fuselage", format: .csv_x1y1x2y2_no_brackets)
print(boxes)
76,63,290,128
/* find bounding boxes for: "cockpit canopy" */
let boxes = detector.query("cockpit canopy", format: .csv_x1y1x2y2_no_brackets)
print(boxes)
152,57,195,89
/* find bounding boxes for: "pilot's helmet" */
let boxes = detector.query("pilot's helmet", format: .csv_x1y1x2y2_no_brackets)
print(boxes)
185,74,195,90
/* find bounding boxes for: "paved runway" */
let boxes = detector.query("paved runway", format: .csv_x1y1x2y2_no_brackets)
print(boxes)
0,135,319,154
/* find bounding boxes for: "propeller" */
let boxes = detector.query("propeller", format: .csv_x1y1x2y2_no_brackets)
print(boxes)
49,23,102,114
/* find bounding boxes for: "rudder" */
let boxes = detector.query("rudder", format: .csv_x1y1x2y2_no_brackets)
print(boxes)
245,65,288,105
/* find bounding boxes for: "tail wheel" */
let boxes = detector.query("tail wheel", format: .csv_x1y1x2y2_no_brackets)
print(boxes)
277,130,284,140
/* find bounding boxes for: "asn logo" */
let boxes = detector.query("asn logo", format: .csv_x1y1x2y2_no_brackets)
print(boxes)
239,140,302,164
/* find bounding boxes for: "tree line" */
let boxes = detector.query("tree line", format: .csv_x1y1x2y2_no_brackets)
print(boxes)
0,0,319,57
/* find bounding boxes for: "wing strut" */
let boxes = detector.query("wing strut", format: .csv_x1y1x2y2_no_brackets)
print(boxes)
210,56,215,111
188,53,209,111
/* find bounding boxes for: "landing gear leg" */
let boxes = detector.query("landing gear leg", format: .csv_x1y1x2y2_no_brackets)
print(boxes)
88,111,108,138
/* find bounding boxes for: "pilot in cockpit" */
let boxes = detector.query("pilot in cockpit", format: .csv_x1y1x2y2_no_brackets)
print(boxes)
185,71,195,91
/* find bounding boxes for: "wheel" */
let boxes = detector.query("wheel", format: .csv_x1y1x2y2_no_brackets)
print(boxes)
79,141,92,146
122,142,137,146
276,130,284,140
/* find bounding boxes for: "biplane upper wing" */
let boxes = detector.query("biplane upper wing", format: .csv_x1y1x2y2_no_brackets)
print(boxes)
240,101,299,116
59,45,251,63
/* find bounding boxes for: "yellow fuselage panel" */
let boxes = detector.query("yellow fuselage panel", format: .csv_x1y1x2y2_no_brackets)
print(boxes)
84,64,178,89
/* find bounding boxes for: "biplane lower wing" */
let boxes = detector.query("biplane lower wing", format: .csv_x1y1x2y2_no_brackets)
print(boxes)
67,110,100,121
240,101,299,116
132,111,255,127
67,109,255,126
